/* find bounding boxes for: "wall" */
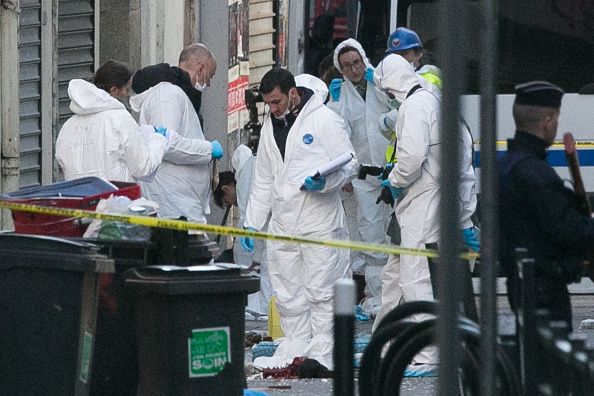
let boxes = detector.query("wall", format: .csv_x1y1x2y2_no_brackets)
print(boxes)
163,0,184,65
287,0,304,74
0,0,21,228
99,0,130,64
198,0,230,226
100,0,187,69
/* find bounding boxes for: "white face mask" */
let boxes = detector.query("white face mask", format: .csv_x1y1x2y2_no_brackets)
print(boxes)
195,81,207,92
194,68,208,91
388,96,402,110
275,94,293,120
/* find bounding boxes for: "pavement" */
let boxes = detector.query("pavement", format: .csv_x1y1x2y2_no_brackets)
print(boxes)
245,284,594,395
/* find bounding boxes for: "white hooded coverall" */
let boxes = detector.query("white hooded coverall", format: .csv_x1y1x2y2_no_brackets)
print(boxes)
56,79,167,182
130,82,214,223
373,54,477,364
327,39,392,314
232,145,272,316
245,77,357,370
374,54,441,365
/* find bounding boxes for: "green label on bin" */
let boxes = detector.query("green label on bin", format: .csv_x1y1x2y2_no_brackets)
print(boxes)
188,327,231,378
79,331,93,383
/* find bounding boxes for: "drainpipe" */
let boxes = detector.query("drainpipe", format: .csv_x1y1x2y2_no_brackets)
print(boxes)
0,0,21,230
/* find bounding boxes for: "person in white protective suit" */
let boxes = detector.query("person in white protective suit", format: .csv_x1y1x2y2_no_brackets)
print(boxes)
373,54,478,371
56,61,170,182
241,68,358,370
326,38,392,317
212,145,273,318
129,43,223,223
372,28,479,335
378,27,442,165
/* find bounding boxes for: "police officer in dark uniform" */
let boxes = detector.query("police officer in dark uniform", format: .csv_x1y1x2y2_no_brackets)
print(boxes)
498,81,594,329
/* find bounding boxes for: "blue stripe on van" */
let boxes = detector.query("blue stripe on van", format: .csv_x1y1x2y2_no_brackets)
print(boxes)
473,149,594,168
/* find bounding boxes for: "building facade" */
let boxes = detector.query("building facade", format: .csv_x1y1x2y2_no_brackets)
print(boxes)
0,0,288,228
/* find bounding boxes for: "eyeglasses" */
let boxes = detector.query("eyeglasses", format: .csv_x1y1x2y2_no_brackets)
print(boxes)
340,59,363,71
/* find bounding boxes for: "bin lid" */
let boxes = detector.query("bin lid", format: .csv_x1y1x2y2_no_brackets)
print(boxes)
0,234,114,273
1,176,117,199
125,263,260,295
135,263,243,276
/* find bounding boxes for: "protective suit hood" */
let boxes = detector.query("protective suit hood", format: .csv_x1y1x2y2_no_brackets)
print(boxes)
68,79,125,115
231,144,253,172
129,82,171,112
374,54,422,103
295,74,329,102
129,80,213,222
333,38,372,75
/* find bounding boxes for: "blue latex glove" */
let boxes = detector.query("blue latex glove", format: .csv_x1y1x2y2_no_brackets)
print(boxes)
462,227,480,252
240,227,256,253
365,67,374,83
153,126,168,137
211,140,224,159
381,178,402,200
303,176,327,191
329,78,342,101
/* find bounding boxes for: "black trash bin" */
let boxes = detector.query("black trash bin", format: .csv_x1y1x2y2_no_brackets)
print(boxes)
125,264,259,396
81,231,220,395
83,239,154,396
0,234,114,396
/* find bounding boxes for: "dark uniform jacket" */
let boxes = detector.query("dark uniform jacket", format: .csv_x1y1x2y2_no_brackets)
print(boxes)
498,131,594,325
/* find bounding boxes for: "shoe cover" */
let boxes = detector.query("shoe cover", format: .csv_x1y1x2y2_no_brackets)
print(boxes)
403,363,438,377
253,338,309,369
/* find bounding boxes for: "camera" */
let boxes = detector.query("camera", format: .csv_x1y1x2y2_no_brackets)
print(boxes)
357,164,395,206
244,88,263,153
357,164,384,180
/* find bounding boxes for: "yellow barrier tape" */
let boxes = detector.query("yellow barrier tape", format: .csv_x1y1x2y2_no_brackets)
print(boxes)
0,200,479,260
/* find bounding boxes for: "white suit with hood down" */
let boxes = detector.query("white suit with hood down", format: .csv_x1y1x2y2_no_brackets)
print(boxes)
130,82,214,223
56,79,167,182
327,39,392,314
245,74,357,370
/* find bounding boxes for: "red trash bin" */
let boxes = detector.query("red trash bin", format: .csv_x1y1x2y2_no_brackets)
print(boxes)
1,177,141,237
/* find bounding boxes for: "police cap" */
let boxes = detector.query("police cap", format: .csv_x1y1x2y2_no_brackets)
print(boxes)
514,81,564,108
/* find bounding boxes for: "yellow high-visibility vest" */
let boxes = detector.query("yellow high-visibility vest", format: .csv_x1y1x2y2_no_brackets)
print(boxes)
419,70,443,90
385,131,397,164
384,65,442,163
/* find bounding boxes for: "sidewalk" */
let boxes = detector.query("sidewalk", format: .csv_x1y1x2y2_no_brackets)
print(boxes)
245,294,594,395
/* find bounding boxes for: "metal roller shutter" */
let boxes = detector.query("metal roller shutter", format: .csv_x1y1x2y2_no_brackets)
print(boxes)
57,0,96,131
18,0,43,187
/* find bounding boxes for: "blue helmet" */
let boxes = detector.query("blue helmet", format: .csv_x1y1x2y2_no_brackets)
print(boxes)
386,27,422,54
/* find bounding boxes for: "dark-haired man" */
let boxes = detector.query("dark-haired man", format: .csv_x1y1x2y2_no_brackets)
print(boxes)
499,81,594,329
242,68,357,370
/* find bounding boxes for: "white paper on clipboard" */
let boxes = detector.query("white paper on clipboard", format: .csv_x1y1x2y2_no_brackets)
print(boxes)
312,152,354,178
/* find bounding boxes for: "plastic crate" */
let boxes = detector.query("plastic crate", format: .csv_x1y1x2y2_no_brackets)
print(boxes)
2,177,141,237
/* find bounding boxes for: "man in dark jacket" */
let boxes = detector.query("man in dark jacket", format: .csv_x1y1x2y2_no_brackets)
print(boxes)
498,81,594,328
132,45,210,125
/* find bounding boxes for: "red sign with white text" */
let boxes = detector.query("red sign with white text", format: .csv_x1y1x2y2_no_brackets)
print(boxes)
227,75,249,115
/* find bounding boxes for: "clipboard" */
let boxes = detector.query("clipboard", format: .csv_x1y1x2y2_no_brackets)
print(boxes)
300,152,354,190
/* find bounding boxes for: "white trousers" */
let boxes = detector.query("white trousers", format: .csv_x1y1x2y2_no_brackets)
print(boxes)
349,179,390,308
374,215,437,364
265,234,350,370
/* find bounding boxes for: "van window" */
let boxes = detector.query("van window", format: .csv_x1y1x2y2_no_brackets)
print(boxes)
302,0,594,94
407,0,594,93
